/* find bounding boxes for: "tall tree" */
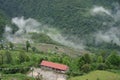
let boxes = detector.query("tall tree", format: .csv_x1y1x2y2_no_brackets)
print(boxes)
106,51,120,67
97,56,103,63
26,41,31,52
4,51,12,64
83,53,91,64
9,42,14,50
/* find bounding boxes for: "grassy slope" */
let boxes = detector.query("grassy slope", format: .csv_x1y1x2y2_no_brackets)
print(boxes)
1,73,34,80
33,43,85,57
69,70,120,80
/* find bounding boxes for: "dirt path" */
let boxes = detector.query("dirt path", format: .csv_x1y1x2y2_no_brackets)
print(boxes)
27,68,67,80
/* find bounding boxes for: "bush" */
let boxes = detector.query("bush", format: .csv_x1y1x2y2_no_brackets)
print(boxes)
91,63,97,70
81,64,91,73
97,63,107,70
67,70,83,77
2,65,30,74
106,52,120,67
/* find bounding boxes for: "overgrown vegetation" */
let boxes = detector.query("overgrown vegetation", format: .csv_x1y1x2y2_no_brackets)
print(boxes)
0,0,120,49
0,0,120,80
0,42,120,79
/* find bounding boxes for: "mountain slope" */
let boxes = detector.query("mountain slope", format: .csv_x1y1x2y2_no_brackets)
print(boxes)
0,10,8,39
0,0,120,49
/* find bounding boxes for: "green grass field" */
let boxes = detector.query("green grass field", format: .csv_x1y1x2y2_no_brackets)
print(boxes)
69,70,120,80
0,73,34,80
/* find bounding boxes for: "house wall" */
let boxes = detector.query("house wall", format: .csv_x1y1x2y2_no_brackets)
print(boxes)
40,65,68,73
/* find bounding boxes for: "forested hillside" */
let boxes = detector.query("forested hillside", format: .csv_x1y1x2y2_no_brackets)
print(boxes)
0,1,120,79
0,0,120,49
0,11,8,39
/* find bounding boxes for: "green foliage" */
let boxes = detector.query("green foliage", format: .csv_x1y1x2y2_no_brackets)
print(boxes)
0,0,120,49
31,33,58,44
83,53,91,64
0,11,7,39
4,51,12,64
81,64,91,73
0,44,4,50
18,51,30,63
1,73,34,80
26,41,31,52
0,54,3,65
97,63,107,70
8,42,14,50
0,42,120,78
106,51,120,67
97,56,103,63
79,53,91,70
31,47,36,52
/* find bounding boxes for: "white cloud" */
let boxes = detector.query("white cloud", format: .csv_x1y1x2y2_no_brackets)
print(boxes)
91,6,111,16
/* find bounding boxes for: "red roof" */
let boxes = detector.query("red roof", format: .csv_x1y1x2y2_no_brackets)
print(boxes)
40,60,69,71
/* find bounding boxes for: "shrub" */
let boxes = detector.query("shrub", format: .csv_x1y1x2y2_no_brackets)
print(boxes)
81,64,91,73
97,63,107,70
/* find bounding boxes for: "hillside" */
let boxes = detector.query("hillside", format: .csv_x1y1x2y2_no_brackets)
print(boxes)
0,11,8,39
0,1,120,80
69,70,120,80
0,0,120,50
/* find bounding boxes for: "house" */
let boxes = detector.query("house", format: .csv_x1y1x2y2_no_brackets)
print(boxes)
40,60,69,73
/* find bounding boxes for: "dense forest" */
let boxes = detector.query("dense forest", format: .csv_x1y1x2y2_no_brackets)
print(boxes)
0,0,120,49
0,0,120,80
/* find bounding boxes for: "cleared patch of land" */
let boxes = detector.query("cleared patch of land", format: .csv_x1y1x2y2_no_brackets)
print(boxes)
28,68,67,80
69,70,120,80
33,43,88,57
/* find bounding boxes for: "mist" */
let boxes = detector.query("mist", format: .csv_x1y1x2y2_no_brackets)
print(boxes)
92,3,120,46
4,17,41,43
91,6,112,16
94,27,120,45
4,17,85,49
12,16,41,34
46,28,85,49
4,4,120,49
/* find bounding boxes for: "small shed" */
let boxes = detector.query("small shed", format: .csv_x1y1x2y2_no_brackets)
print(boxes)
40,60,69,73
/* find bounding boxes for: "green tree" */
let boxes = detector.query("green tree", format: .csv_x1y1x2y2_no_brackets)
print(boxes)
79,57,85,69
26,41,31,52
83,53,91,64
0,44,4,50
81,64,91,73
106,51,120,67
0,12,6,39
4,51,12,64
9,42,14,50
78,53,91,70
0,54,3,65
32,47,36,52
97,56,103,63
97,63,107,70
18,52,28,63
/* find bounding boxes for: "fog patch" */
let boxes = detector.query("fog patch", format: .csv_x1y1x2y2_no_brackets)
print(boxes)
46,28,85,50
4,17,41,43
4,17,85,49
12,16,41,34
91,6,112,16
94,3,120,46
94,27,120,45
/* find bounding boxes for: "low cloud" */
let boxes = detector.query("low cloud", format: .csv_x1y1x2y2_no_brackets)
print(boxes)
91,6,112,16
46,28,85,50
4,16,85,49
94,27,120,45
